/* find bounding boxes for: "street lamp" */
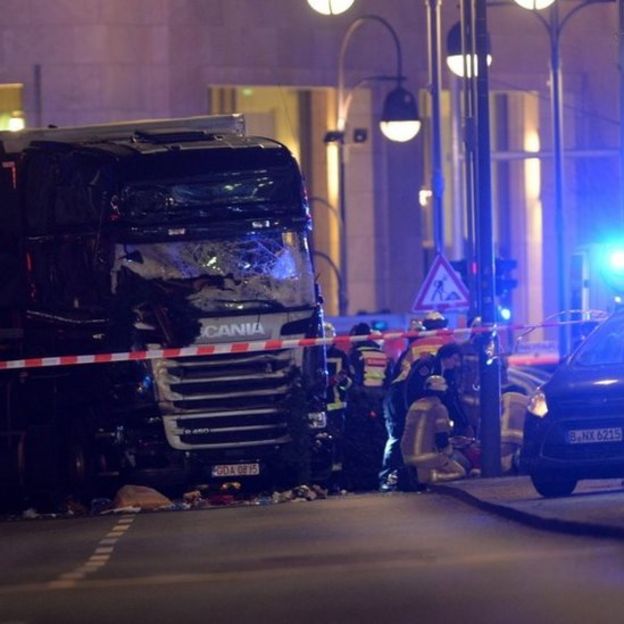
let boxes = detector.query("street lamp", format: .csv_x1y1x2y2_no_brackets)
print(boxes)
512,0,612,356
334,16,421,142
445,21,493,78
309,196,347,314
307,0,355,15
442,0,501,476
325,14,421,314
514,0,555,9
379,85,421,143
310,0,447,292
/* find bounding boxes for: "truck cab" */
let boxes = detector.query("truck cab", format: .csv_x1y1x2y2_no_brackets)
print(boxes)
0,115,331,502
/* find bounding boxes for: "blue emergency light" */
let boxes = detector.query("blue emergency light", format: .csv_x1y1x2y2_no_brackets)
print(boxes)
598,243,624,293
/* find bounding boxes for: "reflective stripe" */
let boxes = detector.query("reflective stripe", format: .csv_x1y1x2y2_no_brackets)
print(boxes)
327,400,346,411
361,349,388,388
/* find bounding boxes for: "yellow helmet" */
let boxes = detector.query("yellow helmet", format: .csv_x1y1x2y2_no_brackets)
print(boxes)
425,375,448,393
422,310,448,330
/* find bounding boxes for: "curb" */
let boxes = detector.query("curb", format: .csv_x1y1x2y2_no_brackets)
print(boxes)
430,482,624,539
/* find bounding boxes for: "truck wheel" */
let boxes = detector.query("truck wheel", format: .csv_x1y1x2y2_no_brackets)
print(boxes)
530,472,577,498
270,441,311,491
21,425,64,511
64,420,96,503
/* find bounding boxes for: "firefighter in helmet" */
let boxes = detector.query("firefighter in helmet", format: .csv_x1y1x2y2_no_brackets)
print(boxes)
400,375,467,486
323,322,352,482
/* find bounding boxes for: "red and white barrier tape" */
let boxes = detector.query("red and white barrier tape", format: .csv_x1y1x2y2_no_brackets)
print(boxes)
0,317,603,372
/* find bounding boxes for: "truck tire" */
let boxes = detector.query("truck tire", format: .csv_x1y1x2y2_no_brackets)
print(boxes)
21,424,64,511
63,419,96,503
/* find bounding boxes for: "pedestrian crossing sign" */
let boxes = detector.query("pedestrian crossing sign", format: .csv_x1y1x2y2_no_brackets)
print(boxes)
412,254,470,311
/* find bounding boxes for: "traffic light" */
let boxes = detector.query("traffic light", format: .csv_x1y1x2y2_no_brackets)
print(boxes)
450,258,517,296
495,258,518,296
450,258,469,287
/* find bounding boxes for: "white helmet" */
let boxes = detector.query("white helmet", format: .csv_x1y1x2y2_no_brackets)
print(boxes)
323,322,336,339
425,375,448,393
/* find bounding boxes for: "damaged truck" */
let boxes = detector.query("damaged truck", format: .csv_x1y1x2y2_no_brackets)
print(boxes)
0,114,332,502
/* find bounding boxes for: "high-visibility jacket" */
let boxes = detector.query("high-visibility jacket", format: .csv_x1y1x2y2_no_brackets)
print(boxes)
349,340,390,390
400,395,466,484
393,332,455,383
501,391,528,445
500,391,529,473
326,345,351,412
400,395,451,465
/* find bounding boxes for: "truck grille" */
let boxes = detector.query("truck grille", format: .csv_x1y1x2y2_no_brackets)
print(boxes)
152,350,295,450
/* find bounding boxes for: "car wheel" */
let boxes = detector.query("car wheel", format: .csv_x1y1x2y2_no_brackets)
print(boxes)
530,472,577,498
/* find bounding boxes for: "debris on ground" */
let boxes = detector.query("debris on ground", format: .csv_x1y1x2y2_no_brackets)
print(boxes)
112,485,173,511
8,481,336,520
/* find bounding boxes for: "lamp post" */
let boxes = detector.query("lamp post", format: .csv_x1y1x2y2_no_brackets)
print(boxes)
426,0,445,255
445,17,495,321
324,14,421,315
512,0,613,356
309,196,347,314
312,250,345,313
443,0,501,476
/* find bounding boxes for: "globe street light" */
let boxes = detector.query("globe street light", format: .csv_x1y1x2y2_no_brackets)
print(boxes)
327,14,421,314
445,21,493,78
311,0,448,289
307,0,355,15
514,0,555,9
335,16,421,142
379,85,421,143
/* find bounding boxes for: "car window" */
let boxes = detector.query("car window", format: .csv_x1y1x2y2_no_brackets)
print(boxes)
573,316,624,366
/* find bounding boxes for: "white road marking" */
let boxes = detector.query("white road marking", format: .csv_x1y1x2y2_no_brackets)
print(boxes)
94,547,114,554
43,514,135,589
1,541,613,595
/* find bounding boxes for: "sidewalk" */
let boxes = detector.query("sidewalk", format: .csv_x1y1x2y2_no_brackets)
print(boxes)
432,476,624,537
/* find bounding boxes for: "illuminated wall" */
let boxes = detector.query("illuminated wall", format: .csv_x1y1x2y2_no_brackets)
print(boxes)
0,84,24,131
0,0,618,324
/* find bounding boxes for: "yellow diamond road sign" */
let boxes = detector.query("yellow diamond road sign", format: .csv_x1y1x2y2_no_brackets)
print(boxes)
412,254,470,312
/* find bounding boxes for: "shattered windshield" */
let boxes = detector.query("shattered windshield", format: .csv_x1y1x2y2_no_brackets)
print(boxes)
112,231,316,313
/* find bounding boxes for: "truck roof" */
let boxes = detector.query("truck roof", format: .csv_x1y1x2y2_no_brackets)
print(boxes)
0,114,246,156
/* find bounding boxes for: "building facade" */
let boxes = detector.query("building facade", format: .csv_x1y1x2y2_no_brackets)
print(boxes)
0,0,621,345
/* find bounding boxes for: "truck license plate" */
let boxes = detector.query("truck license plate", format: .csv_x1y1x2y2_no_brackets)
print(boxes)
211,463,260,477
567,427,623,444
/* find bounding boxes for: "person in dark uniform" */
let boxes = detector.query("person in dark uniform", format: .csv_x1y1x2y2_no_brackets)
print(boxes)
405,341,472,437
342,322,391,491
323,322,352,487
378,319,423,492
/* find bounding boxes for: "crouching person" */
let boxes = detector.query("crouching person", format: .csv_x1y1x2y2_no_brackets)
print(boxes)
400,375,466,486
500,390,529,474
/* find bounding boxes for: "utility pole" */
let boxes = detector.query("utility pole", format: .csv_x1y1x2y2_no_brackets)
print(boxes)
473,0,501,477
427,0,445,255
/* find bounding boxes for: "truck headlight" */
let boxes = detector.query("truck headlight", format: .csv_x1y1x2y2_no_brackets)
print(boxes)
308,411,327,429
527,389,549,418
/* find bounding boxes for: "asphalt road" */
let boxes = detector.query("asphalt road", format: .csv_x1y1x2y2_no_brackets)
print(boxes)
1,491,623,624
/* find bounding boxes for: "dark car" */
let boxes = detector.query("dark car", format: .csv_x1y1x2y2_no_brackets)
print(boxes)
520,310,624,497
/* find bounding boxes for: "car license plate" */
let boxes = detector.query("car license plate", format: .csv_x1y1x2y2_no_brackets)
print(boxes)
211,463,260,477
567,427,623,444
